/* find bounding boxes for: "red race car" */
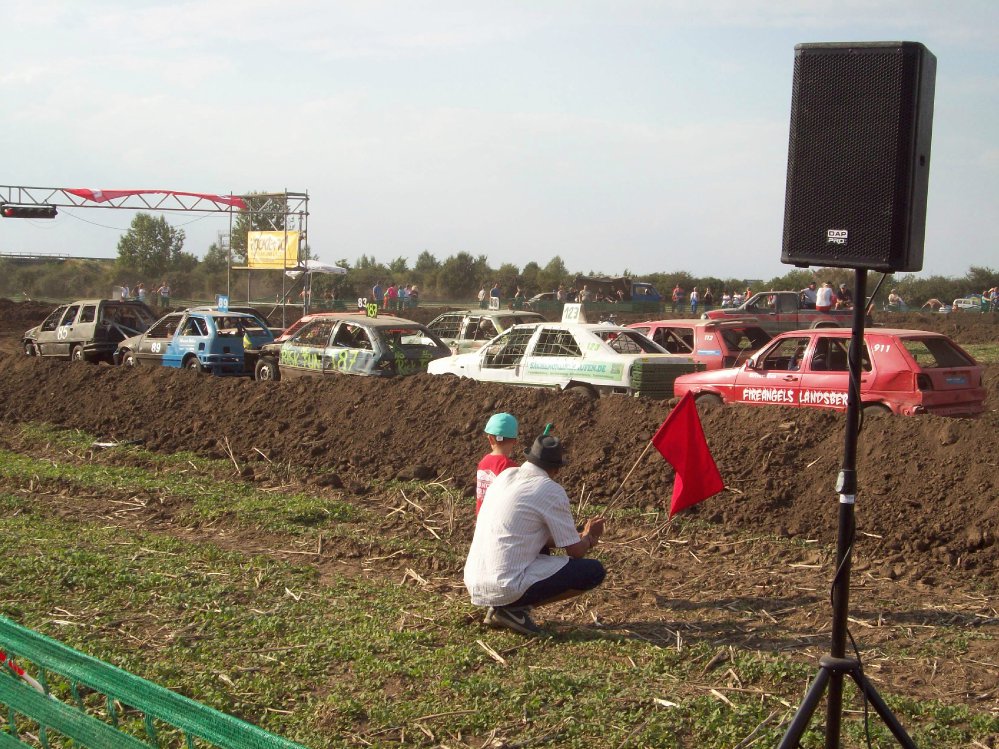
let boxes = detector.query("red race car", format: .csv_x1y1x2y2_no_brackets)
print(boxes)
673,328,985,417
628,319,771,370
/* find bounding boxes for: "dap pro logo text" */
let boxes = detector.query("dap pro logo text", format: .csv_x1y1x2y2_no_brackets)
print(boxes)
826,229,848,245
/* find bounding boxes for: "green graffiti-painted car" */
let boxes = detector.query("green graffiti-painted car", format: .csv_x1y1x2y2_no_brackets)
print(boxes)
253,314,451,381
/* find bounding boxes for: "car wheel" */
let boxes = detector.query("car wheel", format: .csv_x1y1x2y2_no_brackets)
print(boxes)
863,403,891,417
70,345,86,363
23,341,37,356
185,357,203,373
122,351,139,367
255,358,280,382
566,384,597,399
696,393,724,408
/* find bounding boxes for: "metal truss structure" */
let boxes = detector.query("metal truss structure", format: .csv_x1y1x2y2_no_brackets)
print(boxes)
0,185,307,224
1,185,310,307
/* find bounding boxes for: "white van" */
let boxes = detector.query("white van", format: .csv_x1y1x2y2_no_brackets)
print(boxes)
951,297,983,313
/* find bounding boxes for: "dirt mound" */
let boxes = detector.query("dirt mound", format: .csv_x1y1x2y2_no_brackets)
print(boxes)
884,311,999,344
0,298,55,331
0,349,996,580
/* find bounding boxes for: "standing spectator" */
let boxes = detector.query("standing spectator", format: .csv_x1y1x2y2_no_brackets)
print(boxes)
702,287,714,311
989,287,998,312
385,282,399,311
816,282,835,312
399,284,410,310
512,287,525,310
476,413,519,515
671,284,684,314
136,283,147,303
744,286,753,304
489,282,501,308
689,287,700,316
478,285,487,309
120,282,130,301
579,285,593,303
556,285,567,303
372,280,384,309
721,290,732,308
800,281,817,310
157,280,170,309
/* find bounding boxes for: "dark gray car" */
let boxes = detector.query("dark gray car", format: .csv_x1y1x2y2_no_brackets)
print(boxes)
23,299,157,363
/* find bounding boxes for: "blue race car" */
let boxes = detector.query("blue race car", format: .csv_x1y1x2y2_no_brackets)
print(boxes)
114,309,274,375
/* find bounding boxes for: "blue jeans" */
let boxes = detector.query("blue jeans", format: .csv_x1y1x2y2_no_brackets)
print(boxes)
508,558,606,608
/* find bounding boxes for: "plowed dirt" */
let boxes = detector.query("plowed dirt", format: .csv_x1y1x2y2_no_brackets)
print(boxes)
2,299,998,724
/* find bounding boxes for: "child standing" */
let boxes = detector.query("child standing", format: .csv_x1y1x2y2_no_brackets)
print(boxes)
476,413,519,514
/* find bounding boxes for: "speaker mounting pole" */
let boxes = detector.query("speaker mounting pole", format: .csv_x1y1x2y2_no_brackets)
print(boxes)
777,267,917,748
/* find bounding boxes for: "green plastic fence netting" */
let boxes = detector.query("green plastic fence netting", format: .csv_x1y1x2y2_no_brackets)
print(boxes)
0,616,308,748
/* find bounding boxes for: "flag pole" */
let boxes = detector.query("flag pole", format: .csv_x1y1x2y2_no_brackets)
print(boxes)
603,441,655,514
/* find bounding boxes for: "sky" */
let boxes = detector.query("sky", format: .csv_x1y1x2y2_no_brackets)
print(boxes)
1,0,997,281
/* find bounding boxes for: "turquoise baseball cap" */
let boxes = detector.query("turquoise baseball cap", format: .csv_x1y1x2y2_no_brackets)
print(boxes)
484,413,519,440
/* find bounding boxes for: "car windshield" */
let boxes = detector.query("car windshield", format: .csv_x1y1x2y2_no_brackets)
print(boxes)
594,329,665,354
901,338,975,368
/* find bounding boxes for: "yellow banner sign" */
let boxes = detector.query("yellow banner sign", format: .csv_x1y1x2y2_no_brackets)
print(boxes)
246,231,300,269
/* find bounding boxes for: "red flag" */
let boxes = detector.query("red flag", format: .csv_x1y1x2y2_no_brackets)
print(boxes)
64,188,247,210
652,392,724,516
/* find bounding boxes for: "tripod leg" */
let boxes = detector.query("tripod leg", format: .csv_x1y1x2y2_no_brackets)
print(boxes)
851,672,919,749
778,667,830,749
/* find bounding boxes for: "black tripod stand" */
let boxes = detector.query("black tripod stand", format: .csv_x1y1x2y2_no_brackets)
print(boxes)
777,268,917,749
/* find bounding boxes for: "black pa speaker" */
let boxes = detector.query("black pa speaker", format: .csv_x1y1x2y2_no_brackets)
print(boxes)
781,42,936,272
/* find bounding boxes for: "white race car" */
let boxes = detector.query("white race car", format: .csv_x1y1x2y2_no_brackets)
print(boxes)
427,305,701,399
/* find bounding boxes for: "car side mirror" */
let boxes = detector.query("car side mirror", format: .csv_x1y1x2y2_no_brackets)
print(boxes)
745,358,757,370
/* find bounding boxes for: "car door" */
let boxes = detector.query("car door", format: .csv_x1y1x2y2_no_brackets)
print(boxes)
324,321,377,376
732,335,812,407
74,304,99,351
164,315,210,368
34,305,69,357
519,327,585,387
137,314,183,365
478,327,536,384
773,293,801,331
460,316,499,352
280,318,336,379
49,304,81,358
659,326,695,355
797,335,855,409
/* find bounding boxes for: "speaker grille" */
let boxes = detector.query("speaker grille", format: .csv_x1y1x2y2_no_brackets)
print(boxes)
782,43,934,272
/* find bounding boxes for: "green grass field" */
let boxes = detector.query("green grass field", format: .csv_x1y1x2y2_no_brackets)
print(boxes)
0,424,996,748
963,342,999,364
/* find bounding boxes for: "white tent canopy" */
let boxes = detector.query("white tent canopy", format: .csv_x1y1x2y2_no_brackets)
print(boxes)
285,259,347,279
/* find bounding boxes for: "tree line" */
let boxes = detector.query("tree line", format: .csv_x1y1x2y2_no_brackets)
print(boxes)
1,206,996,309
